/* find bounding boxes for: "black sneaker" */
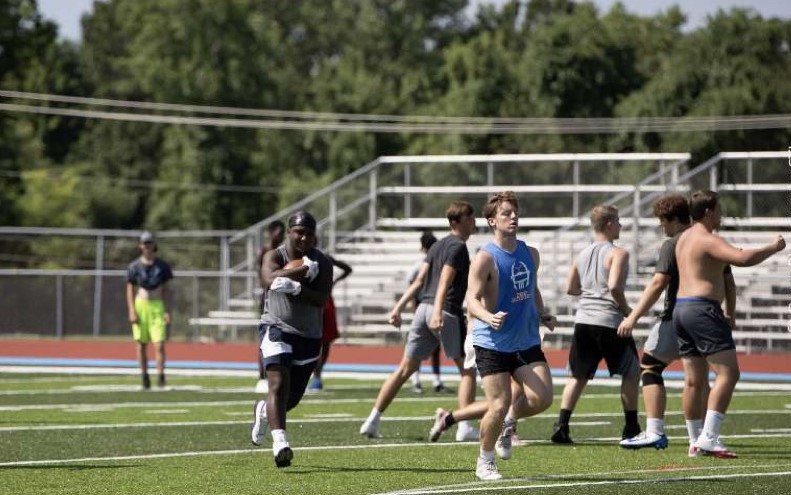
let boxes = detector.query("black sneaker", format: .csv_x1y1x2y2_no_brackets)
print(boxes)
142,373,151,390
274,445,293,468
551,423,573,444
157,373,166,388
622,424,642,440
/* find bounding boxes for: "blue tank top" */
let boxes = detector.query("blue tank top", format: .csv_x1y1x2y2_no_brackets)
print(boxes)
472,240,540,352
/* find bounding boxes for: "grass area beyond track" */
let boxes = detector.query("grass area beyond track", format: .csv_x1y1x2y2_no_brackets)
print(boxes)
1,373,790,494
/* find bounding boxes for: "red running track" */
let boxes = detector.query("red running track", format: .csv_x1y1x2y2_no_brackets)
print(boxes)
1,338,790,374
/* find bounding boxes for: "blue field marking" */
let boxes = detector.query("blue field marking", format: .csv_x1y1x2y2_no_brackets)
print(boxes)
2,356,791,382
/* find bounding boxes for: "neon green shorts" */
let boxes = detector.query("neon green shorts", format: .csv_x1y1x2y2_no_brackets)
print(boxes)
132,299,167,343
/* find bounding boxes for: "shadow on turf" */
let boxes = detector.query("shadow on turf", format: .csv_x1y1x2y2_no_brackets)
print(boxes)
1,464,138,471
277,465,469,475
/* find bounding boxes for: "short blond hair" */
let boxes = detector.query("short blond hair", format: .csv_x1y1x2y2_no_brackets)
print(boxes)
590,204,619,232
482,191,519,223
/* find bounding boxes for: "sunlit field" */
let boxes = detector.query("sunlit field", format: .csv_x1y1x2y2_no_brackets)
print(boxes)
1,373,790,494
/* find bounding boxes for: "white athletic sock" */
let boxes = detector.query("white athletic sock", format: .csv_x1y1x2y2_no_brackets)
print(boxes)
479,449,495,462
702,410,726,439
503,415,516,429
367,408,382,423
412,372,421,385
646,418,665,436
271,429,287,444
686,419,703,444
433,374,442,386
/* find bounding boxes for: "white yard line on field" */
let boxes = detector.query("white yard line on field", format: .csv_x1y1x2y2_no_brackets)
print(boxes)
2,439,791,470
372,470,791,495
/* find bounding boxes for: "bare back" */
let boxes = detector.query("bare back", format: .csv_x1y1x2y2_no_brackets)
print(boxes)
676,223,728,301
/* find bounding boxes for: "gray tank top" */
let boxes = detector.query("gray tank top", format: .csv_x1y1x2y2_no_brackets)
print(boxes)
260,245,324,339
574,241,626,329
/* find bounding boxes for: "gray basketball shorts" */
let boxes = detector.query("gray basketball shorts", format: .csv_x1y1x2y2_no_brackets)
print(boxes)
673,297,735,357
643,319,679,363
404,303,464,362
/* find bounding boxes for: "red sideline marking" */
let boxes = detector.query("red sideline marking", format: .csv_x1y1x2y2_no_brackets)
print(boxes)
1,339,790,373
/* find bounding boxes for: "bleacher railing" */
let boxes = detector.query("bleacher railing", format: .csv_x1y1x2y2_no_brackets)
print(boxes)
226,153,692,304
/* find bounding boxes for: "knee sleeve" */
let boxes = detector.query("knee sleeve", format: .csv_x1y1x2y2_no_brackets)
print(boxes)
640,353,667,387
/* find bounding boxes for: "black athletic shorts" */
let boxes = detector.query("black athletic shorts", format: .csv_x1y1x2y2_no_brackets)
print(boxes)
673,297,735,358
568,323,639,379
474,344,547,378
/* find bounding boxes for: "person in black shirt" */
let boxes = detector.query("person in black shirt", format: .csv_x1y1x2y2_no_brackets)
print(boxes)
126,231,174,389
360,201,478,440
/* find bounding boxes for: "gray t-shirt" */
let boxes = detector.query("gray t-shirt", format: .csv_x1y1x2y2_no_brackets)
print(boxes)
574,241,627,329
655,234,681,321
260,245,333,339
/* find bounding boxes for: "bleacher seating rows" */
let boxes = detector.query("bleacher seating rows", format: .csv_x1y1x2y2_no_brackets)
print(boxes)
190,227,790,352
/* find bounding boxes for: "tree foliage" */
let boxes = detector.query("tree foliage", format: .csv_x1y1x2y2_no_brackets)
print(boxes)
1,0,789,233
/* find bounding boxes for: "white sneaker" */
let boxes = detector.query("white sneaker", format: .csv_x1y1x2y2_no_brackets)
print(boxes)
360,418,382,439
476,456,503,481
694,433,738,459
273,440,293,468
254,379,269,394
619,431,669,450
429,408,449,442
250,400,267,446
688,443,701,458
456,422,480,442
495,424,513,460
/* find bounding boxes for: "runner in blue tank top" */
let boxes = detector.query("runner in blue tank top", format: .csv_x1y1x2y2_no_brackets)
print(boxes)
471,240,540,352
466,191,556,481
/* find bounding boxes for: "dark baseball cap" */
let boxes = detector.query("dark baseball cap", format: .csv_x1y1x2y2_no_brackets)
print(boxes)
287,211,317,230
139,231,156,243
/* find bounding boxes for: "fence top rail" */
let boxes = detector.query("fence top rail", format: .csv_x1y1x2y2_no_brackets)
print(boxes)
377,153,691,163
0,227,237,237
718,151,788,159
0,269,255,277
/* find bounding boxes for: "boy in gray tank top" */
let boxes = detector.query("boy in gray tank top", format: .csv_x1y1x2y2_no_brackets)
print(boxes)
551,205,640,445
250,211,333,468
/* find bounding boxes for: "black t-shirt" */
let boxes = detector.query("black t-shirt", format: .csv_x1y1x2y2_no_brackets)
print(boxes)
127,258,174,291
655,233,731,320
418,234,470,313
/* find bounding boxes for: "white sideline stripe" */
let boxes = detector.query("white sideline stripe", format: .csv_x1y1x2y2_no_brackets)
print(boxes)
374,471,791,495
376,463,791,495
2,436,791,468
0,410,791,430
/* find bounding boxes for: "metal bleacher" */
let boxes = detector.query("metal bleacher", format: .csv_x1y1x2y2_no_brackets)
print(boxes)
189,152,790,352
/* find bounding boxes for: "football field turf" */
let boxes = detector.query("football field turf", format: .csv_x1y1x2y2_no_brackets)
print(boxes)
1,373,790,494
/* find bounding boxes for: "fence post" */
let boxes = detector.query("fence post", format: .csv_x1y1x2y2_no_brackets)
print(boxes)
747,158,753,218
709,164,719,191
404,164,411,218
632,188,640,275
573,161,580,218
220,236,230,311
245,233,254,300
329,190,338,253
92,235,104,337
56,274,64,339
369,169,378,231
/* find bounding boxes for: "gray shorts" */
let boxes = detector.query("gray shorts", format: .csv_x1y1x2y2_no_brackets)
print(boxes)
673,297,735,357
643,319,679,363
405,303,464,362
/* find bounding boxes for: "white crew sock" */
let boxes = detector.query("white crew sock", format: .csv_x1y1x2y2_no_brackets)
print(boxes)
271,428,287,444
367,408,382,423
702,410,726,440
479,449,495,462
646,418,665,436
686,419,703,444
412,372,421,385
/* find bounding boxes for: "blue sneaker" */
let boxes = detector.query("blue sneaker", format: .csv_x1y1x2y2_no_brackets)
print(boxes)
308,377,323,391
619,431,669,450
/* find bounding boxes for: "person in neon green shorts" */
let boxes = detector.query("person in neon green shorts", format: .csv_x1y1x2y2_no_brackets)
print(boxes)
126,231,174,389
